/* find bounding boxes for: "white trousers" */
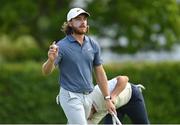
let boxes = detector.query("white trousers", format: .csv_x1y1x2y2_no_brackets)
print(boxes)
58,87,93,125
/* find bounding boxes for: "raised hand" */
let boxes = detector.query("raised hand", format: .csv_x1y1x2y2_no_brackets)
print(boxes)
48,41,58,62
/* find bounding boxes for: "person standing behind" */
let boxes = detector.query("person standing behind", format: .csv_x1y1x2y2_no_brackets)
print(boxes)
42,7,115,124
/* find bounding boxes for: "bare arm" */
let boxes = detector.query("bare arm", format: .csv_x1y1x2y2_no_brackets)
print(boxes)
42,59,56,75
88,75,129,120
42,42,58,75
94,65,109,98
111,76,129,103
94,65,116,114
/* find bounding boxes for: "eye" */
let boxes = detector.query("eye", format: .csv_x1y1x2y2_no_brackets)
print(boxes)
74,16,81,21
83,17,87,21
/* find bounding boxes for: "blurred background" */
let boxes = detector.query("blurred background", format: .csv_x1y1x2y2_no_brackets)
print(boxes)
0,0,179,124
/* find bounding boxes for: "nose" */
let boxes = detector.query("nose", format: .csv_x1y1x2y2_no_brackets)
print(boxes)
81,19,87,26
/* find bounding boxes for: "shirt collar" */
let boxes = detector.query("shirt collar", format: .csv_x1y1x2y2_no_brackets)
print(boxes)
67,35,76,42
67,34,89,43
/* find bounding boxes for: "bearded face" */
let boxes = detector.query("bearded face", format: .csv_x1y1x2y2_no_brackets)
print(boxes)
69,14,88,35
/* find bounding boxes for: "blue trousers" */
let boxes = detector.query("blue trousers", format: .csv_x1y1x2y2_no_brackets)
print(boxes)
104,84,150,124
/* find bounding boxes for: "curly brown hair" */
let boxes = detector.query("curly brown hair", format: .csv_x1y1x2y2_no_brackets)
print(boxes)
61,22,73,35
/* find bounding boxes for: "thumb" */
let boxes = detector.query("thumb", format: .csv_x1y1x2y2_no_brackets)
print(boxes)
52,41,56,45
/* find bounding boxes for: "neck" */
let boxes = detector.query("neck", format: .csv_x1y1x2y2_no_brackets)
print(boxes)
72,33,85,45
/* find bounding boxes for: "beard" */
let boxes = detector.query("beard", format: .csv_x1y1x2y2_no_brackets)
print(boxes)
71,26,88,35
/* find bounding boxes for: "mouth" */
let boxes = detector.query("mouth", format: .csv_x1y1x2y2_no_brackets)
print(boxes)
79,27,87,31
79,25,87,28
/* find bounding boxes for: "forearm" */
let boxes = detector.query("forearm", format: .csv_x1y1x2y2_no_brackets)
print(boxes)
94,65,116,114
111,76,129,98
95,65,110,97
42,59,55,75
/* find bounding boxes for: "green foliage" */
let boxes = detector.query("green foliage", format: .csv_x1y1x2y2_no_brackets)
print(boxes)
104,62,180,123
0,61,180,123
87,0,180,53
0,34,44,62
0,0,70,43
0,1,179,55
0,62,66,123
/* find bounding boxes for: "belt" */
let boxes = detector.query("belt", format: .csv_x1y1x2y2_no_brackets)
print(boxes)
82,91,92,95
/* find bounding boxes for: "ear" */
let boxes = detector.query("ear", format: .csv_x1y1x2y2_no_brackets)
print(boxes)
68,21,72,27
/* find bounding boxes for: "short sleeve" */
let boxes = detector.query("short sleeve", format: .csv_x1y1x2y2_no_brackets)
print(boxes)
93,41,103,66
54,43,63,66
54,52,62,66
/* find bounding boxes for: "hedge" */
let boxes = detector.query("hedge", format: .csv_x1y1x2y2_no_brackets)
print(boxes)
0,61,179,124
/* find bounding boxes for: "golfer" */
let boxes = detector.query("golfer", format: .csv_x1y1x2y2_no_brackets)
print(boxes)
87,75,150,124
42,7,115,124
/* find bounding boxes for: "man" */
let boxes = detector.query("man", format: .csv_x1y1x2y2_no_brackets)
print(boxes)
87,75,150,124
42,7,115,124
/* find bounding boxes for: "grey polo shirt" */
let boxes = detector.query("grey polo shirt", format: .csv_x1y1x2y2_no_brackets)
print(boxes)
55,35,103,93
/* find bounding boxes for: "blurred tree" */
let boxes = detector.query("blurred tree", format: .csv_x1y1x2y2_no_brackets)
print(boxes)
87,0,180,53
0,0,69,46
0,0,179,53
